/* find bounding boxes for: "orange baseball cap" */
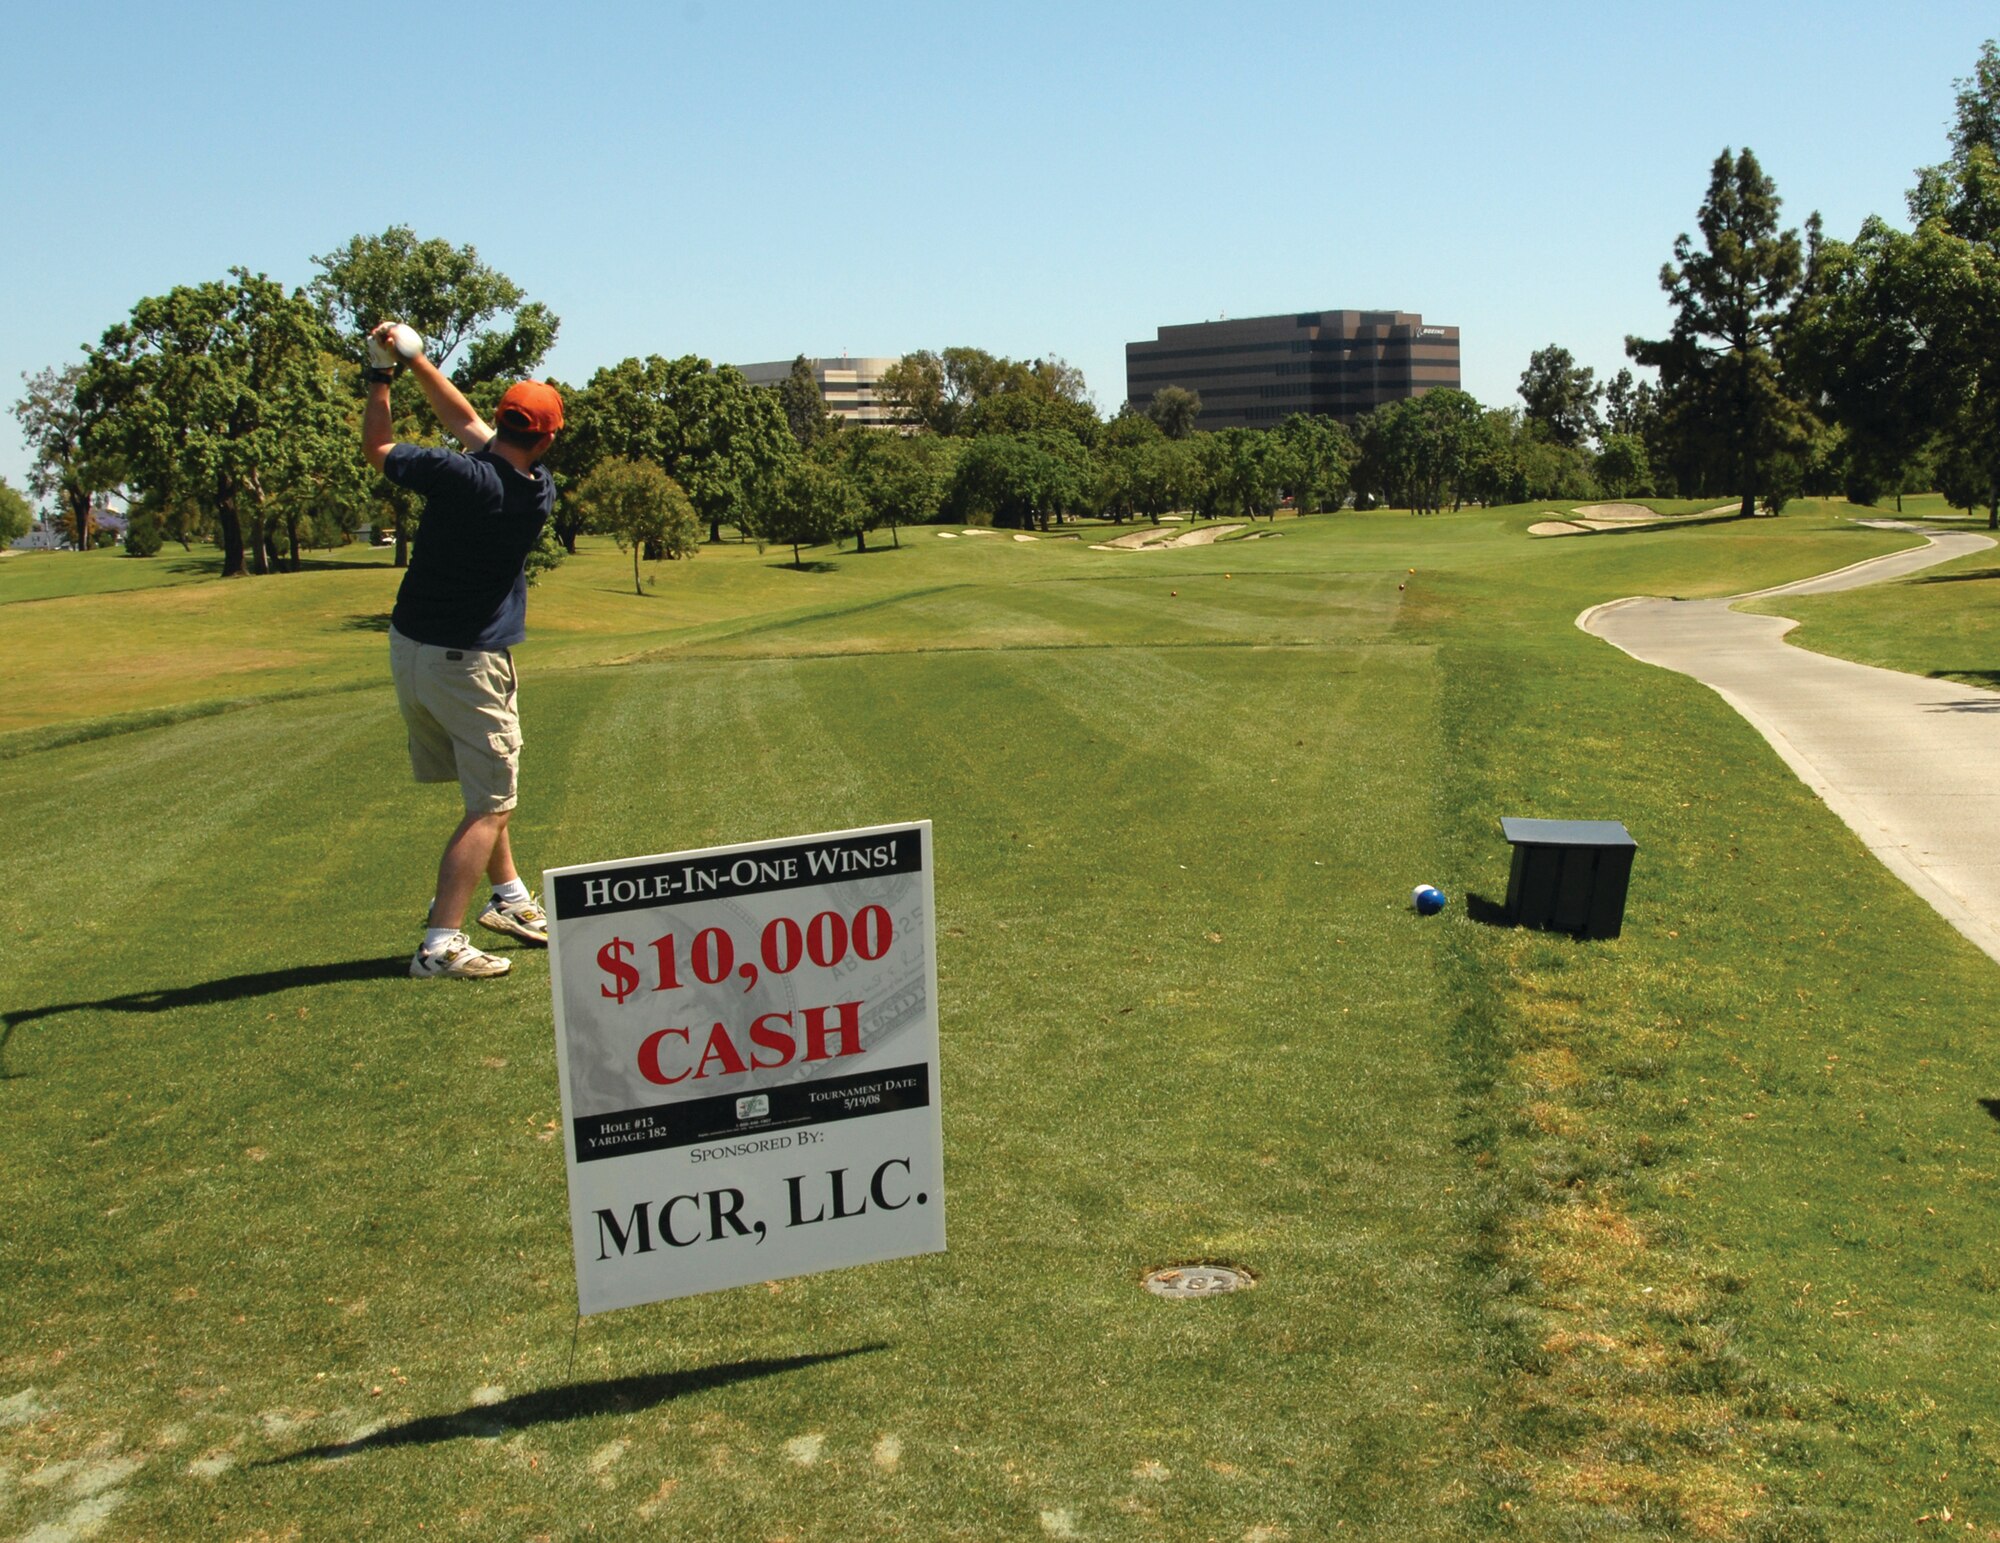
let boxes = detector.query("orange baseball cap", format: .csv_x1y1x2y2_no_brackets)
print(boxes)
496,380,564,435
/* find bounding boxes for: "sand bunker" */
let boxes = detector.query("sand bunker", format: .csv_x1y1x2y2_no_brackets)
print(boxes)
1532,502,1742,537
1092,522,1249,551
1093,526,1182,550
1168,523,1245,547
935,531,959,539
1012,533,1036,542
1568,502,1656,522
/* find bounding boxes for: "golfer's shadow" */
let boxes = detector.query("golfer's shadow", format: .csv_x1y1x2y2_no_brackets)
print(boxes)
261,1346,885,1464
1,956,410,1076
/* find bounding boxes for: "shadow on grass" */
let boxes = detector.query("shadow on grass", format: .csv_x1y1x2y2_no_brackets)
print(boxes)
1,956,410,1075
1464,892,1514,928
1980,1099,2000,1125
342,612,393,632
1568,510,1758,539
263,1346,887,1463
1912,567,2000,585
151,556,223,577
771,560,841,574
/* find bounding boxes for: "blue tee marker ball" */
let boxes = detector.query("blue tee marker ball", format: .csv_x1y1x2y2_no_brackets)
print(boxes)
1412,885,1447,916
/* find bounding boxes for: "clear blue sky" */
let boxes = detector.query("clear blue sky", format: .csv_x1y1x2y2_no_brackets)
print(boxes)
4,1,1993,498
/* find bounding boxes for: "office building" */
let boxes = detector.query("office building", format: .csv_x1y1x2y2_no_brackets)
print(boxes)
733,356,902,429
1125,310,1460,429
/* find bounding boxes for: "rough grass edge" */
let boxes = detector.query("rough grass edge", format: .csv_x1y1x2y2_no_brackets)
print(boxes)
1432,639,1836,1541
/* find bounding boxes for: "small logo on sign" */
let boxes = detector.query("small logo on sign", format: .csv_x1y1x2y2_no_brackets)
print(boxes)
736,1095,770,1121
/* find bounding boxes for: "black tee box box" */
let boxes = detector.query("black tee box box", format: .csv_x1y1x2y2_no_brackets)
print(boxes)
1501,818,1637,940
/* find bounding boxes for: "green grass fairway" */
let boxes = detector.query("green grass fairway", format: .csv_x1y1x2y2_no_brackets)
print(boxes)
0,545,237,606
7,506,2000,1538
1736,496,2000,692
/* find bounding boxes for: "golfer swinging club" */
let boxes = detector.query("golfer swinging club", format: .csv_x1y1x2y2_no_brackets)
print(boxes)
361,322,563,978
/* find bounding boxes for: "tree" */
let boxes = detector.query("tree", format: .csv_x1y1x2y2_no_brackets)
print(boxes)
1459,407,1594,505
1602,368,1657,439
1518,436,1600,502
310,226,558,385
945,433,1088,530
1792,216,1947,509
1130,436,1201,523
0,476,31,545
962,381,1099,443
1272,413,1358,511
1088,409,1162,522
679,367,798,544
523,523,567,585
1897,42,2000,522
1202,428,1281,521
765,460,856,565
1626,148,1815,517
311,227,559,566
877,348,1004,436
1595,434,1654,498
778,355,829,449
1352,391,1490,513
1792,42,2000,523
79,270,354,576
1145,385,1202,439
1420,390,1492,512
121,507,164,557
553,355,797,546
572,458,697,593
880,347,1097,440
13,364,108,552
1925,45,1999,215
876,351,951,434
838,430,941,547
1517,345,1603,448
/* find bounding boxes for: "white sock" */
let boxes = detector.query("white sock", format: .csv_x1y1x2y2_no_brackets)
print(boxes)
423,926,460,954
492,877,531,906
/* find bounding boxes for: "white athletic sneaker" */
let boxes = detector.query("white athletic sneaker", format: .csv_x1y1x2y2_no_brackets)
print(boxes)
411,932,512,979
478,893,549,946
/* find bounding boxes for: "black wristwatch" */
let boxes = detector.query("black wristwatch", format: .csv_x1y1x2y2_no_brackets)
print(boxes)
364,365,399,385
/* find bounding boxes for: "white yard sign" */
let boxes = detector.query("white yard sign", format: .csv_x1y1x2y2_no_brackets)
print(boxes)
545,822,944,1315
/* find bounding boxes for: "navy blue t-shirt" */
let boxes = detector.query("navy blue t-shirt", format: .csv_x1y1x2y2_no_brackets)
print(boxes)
385,443,555,650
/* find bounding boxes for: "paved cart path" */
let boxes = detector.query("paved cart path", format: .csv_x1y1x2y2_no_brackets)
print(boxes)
1581,522,2000,963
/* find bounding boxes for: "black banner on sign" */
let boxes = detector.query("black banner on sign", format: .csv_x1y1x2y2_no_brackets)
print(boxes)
572,1063,932,1164
552,827,923,921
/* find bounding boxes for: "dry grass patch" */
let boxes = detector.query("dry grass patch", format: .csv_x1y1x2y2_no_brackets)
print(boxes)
1457,939,1809,1537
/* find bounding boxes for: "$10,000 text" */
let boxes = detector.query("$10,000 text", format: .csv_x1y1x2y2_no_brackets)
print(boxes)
597,906,894,1004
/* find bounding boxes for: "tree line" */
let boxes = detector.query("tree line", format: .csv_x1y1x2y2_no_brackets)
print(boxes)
1611,40,1999,522
11,40,1995,571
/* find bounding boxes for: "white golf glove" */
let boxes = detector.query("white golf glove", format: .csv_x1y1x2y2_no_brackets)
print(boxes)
366,323,424,372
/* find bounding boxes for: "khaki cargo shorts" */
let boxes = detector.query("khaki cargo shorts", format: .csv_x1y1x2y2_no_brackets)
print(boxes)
388,627,521,814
